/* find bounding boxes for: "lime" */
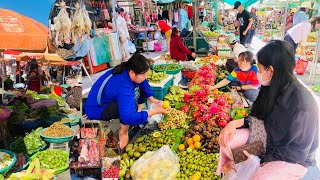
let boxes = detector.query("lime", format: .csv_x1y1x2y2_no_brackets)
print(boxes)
153,131,161,138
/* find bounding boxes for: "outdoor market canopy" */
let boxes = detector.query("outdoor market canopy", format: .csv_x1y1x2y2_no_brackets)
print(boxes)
0,9,49,53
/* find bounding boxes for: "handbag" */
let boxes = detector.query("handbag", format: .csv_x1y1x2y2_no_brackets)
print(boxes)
232,141,265,164
247,116,267,149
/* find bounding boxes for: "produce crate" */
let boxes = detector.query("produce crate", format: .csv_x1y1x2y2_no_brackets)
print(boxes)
149,76,174,100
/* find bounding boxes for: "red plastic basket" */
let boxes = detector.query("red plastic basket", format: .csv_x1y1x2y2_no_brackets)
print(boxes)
182,71,196,79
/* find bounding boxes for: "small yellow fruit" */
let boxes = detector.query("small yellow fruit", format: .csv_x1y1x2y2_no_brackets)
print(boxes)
187,147,193,153
187,138,194,145
194,142,201,149
153,131,161,138
178,144,185,151
192,135,201,142
189,144,195,150
163,101,170,109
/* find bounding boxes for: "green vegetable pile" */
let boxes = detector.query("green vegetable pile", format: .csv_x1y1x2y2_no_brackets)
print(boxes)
10,137,27,154
24,128,46,155
154,64,182,71
147,70,168,83
311,84,320,93
215,66,230,92
26,90,48,100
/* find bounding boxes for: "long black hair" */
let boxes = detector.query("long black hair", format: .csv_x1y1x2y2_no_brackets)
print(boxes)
113,53,150,75
251,40,297,120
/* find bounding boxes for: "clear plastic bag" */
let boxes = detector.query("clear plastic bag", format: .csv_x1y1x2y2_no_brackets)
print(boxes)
147,103,163,124
222,155,260,180
130,145,179,180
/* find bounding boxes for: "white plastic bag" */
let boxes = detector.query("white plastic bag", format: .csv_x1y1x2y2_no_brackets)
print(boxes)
147,103,163,124
127,41,136,54
130,145,179,180
154,30,162,40
222,155,260,180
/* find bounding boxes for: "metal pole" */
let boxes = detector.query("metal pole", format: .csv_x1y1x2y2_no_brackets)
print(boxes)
1,53,4,102
308,28,320,84
263,4,267,39
282,0,289,40
142,1,149,54
63,65,65,84
193,0,197,51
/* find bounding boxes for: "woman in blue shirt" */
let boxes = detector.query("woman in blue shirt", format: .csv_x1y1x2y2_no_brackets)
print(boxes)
84,54,169,149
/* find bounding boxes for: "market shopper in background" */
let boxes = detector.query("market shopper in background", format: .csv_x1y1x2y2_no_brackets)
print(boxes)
156,16,172,52
247,7,258,47
225,34,247,73
84,54,170,149
234,1,253,47
293,2,312,26
216,40,318,179
27,59,41,93
210,51,260,103
170,27,196,61
109,8,130,61
284,16,320,54
286,8,297,32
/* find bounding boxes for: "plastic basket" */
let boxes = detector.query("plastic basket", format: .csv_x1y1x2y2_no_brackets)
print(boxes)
152,64,182,75
181,71,196,79
30,150,69,174
10,154,30,173
150,77,174,100
40,127,75,144
0,149,17,174
13,119,44,129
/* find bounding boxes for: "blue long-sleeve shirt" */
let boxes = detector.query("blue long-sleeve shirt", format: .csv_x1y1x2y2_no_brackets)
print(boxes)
84,69,154,125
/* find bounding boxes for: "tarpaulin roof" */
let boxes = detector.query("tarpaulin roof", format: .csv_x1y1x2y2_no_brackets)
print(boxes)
222,0,260,9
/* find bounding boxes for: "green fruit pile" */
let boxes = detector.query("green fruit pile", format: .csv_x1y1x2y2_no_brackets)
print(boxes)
147,70,168,83
164,86,187,106
177,150,220,180
311,84,320,93
120,143,141,179
133,130,177,152
35,149,69,169
215,66,230,92
158,109,189,130
154,64,181,71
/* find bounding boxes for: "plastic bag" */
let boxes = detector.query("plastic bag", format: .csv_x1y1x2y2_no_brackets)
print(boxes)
222,155,260,180
295,56,309,75
154,30,162,40
147,103,163,124
127,41,136,54
154,42,162,52
130,145,179,180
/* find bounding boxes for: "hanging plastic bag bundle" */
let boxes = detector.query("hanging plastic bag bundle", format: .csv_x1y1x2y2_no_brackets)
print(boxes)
127,41,136,54
154,30,162,40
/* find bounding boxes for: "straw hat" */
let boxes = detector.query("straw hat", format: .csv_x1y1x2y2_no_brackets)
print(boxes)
291,8,297,13
299,2,312,10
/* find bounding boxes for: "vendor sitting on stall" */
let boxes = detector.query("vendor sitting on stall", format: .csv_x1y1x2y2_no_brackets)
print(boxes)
170,27,196,61
156,16,172,52
225,34,247,73
84,54,170,149
210,51,260,103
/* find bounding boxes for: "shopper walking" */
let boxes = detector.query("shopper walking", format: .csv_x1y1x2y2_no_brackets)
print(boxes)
109,8,130,61
156,16,172,52
234,1,253,47
247,7,258,47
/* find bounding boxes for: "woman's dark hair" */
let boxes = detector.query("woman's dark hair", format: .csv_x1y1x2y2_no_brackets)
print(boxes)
171,27,179,37
251,40,296,120
238,51,256,65
300,7,306,12
30,59,39,71
113,54,150,75
158,14,163,21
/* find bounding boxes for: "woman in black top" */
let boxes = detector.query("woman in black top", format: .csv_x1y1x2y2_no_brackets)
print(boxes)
216,40,318,179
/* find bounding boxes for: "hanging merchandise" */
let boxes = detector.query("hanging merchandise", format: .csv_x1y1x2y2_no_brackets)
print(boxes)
71,3,92,44
100,0,110,20
54,1,72,46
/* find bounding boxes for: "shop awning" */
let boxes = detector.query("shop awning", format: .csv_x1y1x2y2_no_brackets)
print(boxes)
222,0,260,9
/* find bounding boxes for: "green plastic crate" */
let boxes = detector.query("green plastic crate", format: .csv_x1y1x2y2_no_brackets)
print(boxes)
186,38,210,50
150,78,174,100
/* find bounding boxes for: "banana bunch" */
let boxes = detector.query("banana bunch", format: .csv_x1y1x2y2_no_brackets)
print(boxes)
119,158,134,180
147,70,168,83
8,158,55,180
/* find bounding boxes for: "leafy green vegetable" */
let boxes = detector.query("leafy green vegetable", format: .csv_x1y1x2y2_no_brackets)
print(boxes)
10,137,27,154
24,127,46,155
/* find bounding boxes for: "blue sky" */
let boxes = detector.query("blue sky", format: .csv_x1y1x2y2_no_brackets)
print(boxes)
0,0,55,26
